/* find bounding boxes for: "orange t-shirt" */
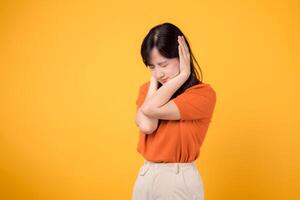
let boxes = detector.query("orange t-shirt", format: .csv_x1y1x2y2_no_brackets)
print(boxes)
135,81,217,163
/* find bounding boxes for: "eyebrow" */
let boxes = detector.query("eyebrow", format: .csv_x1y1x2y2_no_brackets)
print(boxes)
148,60,168,66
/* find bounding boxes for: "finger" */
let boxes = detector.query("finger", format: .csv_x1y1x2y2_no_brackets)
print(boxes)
177,37,182,55
180,36,189,57
178,37,186,59
178,43,183,61
178,36,187,59
180,36,188,52
179,37,186,59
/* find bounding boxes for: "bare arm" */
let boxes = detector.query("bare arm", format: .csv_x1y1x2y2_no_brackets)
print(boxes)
141,36,191,119
142,73,189,118
135,77,159,134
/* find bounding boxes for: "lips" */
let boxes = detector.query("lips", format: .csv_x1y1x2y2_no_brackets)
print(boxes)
161,78,168,83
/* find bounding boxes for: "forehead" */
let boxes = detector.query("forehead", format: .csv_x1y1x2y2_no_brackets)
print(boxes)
148,47,169,66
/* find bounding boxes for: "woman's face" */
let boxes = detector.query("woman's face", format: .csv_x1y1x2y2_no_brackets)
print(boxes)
147,47,180,84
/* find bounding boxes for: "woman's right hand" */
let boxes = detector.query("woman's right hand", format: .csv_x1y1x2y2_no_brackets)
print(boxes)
150,75,159,88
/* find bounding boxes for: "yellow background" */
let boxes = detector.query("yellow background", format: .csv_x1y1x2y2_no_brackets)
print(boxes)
1,0,299,199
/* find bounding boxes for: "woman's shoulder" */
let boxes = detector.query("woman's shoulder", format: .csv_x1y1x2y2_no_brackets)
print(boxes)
138,81,216,95
183,82,216,100
139,81,150,91
187,82,215,92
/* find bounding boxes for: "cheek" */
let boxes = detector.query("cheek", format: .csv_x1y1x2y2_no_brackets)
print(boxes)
168,64,180,75
150,71,156,77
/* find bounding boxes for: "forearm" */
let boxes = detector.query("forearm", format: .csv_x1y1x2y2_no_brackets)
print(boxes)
143,77,159,104
135,79,159,134
142,73,189,112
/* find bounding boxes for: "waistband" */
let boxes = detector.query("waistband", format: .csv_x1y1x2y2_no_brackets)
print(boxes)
144,159,196,166
142,159,196,174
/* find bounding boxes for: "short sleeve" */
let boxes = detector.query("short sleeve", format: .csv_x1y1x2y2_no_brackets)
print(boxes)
172,85,216,120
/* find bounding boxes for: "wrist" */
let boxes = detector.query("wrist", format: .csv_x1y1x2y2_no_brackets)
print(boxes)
150,77,158,87
179,72,190,80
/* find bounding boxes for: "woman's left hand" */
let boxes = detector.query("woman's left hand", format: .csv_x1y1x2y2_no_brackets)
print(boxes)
178,35,191,77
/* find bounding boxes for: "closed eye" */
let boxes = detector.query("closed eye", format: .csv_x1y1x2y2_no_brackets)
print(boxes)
148,64,168,69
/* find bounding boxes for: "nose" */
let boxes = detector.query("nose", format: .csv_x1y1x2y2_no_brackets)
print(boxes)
156,71,165,79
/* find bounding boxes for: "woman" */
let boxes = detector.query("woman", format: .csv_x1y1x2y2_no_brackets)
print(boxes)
133,22,217,200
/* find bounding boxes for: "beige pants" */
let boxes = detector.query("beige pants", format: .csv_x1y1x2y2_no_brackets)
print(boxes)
132,160,204,200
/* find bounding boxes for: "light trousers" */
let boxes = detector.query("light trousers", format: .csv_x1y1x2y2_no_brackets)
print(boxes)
132,160,204,200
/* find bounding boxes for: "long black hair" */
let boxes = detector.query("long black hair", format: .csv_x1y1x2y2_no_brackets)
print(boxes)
140,22,204,100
